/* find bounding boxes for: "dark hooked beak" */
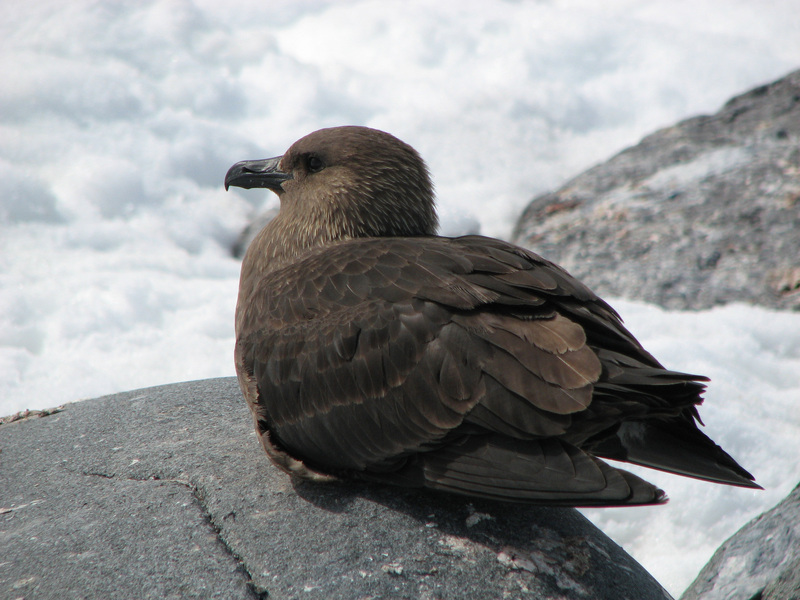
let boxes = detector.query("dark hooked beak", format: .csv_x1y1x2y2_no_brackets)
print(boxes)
224,156,293,192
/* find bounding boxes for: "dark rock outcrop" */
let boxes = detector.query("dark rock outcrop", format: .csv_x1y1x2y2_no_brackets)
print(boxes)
680,482,800,600
0,378,673,600
233,207,278,258
512,69,800,311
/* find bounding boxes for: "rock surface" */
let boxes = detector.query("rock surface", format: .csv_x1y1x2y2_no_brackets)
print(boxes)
233,207,278,259
680,483,800,600
512,69,800,311
0,378,674,600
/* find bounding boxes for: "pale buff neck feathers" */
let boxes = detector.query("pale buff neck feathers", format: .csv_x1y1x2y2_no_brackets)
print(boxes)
235,126,437,284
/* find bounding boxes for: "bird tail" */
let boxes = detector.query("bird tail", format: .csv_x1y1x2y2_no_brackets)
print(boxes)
364,435,670,507
588,418,761,489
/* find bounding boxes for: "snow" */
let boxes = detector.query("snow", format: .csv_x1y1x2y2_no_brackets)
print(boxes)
2,0,799,595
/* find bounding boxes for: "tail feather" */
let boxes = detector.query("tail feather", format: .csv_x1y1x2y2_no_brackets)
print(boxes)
371,435,670,506
589,419,761,489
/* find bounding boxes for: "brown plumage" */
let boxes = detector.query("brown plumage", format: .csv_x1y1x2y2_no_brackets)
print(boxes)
225,126,759,506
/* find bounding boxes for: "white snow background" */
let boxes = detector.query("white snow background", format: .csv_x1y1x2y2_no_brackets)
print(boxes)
2,0,800,594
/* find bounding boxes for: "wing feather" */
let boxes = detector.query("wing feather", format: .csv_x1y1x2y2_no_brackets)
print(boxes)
234,234,753,503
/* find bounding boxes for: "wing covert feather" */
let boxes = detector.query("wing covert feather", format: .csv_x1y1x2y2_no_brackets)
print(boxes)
236,235,724,501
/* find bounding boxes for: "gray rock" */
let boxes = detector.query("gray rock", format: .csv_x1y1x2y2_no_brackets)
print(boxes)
762,555,800,600
1,378,673,600
512,69,800,311
233,207,278,258
680,483,800,600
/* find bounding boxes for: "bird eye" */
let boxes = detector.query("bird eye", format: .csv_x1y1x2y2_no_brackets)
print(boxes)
306,155,324,172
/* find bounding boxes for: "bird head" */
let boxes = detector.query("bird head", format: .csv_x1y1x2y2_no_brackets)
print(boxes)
225,126,438,246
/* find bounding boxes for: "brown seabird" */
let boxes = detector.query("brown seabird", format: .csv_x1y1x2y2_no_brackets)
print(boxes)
225,126,759,506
